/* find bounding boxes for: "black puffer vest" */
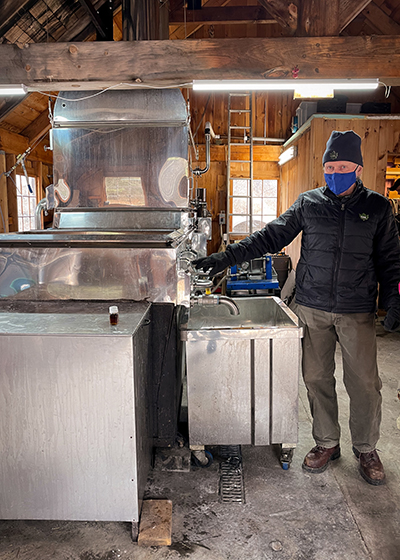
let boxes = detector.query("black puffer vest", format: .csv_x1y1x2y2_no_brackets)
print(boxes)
227,180,400,313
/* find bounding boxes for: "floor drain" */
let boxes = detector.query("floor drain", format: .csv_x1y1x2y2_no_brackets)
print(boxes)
220,445,241,459
219,446,245,503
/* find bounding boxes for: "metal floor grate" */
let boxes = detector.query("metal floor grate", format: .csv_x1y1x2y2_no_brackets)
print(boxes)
219,446,245,503
219,445,241,458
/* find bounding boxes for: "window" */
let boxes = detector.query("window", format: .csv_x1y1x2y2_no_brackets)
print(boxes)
16,175,37,232
105,177,145,206
229,179,278,236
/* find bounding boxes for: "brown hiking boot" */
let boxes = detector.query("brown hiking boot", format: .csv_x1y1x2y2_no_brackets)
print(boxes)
302,444,341,473
358,449,386,486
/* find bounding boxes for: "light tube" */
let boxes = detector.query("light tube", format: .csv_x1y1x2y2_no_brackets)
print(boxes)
192,79,379,92
0,84,27,95
278,146,297,165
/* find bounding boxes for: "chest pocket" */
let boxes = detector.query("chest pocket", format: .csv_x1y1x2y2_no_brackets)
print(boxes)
345,210,377,241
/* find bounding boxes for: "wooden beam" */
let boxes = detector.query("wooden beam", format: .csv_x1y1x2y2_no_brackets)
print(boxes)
296,0,372,36
339,0,372,33
0,96,28,124
0,128,53,165
196,144,281,162
257,0,297,32
5,153,18,232
231,160,279,179
78,0,108,39
33,160,44,202
0,0,37,39
0,151,9,233
122,0,164,41
362,1,400,35
169,0,230,40
0,36,400,89
169,6,276,25
297,0,341,36
21,109,51,146
56,0,115,42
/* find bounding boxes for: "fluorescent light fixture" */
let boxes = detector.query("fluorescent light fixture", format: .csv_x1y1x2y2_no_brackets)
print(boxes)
278,146,297,166
0,84,27,95
193,79,379,93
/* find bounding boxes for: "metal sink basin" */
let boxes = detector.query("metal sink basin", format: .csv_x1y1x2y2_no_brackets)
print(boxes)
183,296,302,338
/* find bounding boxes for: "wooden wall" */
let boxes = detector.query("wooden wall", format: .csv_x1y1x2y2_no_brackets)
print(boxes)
0,90,53,232
188,88,400,145
0,146,52,233
187,90,299,142
192,144,280,253
280,115,400,267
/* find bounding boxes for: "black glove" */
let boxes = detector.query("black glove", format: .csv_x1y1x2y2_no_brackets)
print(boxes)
193,252,232,277
383,306,400,332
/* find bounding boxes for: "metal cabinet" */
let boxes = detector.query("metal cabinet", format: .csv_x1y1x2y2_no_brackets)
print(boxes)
182,297,303,447
0,301,152,523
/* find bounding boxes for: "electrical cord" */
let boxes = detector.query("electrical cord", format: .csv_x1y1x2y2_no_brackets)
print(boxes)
210,272,228,294
379,81,391,99
30,81,193,102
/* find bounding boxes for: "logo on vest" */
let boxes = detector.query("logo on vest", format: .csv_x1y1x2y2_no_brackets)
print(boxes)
329,150,339,160
359,213,369,221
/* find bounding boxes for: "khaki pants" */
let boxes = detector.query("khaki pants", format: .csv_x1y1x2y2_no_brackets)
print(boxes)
294,303,382,454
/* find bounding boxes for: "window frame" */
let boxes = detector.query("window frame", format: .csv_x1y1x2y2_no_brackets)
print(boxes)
16,173,38,232
228,177,278,240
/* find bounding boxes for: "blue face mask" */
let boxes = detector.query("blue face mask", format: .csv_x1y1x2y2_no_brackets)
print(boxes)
324,169,357,196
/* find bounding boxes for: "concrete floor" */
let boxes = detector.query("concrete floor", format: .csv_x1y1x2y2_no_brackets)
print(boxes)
0,324,399,560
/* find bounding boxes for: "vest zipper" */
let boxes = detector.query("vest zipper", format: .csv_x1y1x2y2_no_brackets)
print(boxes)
330,203,346,311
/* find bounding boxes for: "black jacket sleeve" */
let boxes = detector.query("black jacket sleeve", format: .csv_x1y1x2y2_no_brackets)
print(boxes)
373,202,400,310
226,195,304,265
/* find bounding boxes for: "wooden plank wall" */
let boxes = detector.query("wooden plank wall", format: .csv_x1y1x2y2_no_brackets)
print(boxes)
188,91,295,252
0,152,52,233
192,144,280,254
187,90,299,142
279,129,311,270
280,115,400,267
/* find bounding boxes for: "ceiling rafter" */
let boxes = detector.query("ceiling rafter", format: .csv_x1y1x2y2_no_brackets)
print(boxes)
0,96,29,125
0,126,52,163
339,0,373,33
256,0,373,36
257,0,298,33
296,0,341,36
78,0,108,39
169,0,232,40
169,6,276,26
21,108,51,145
362,1,400,35
0,0,37,39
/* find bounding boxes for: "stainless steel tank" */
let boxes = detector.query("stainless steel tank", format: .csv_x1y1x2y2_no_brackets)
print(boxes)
0,89,192,534
181,296,303,467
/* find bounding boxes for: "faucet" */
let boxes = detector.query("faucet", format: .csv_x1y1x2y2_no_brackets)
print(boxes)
191,294,240,315
35,198,48,230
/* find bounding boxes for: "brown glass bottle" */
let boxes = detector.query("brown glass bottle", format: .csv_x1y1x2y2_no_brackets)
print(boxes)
109,305,119,326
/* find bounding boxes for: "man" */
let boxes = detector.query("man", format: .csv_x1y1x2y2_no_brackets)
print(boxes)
194,130,400,486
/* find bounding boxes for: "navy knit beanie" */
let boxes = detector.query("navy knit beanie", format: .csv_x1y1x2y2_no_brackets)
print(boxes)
322,130,363,167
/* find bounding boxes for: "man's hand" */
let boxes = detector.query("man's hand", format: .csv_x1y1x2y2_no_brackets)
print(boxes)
193,252,231,277
383,306,400,332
